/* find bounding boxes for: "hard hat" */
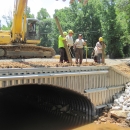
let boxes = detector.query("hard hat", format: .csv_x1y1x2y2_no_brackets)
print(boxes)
63,32,67,36
68,30,74,34
99,37,103,42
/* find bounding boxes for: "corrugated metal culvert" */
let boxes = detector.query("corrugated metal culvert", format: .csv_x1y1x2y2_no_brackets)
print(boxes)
0,84,95,126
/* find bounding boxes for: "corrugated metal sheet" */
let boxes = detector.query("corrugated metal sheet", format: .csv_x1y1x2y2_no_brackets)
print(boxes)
0,66,129,107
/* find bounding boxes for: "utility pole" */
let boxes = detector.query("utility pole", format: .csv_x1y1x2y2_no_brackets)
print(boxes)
54,16,72,64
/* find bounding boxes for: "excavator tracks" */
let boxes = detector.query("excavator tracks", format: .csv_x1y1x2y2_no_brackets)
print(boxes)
0,45,56,58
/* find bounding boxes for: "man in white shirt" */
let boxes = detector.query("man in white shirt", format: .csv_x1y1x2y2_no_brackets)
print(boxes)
74,34,86,64
66,30,74,58
96,37,106,63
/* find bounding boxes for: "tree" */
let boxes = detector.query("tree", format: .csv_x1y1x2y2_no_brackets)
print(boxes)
1,6,34,30
2,10,13,29
96,0,124,58
37,8,53,47
26,7,35,18
53,1,101,56
115,0,130,57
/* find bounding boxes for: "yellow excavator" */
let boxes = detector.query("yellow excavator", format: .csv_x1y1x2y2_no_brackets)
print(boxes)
0,0,55,58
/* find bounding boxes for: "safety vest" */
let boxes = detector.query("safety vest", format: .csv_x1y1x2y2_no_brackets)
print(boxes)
58,35,66,48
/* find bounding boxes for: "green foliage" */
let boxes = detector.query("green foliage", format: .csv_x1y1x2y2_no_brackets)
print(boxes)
35,0,130,58
1,25,10,30
2,11,12,30
37,8,53,47
95,0,124,58
26,7,35,18
1,6,34,30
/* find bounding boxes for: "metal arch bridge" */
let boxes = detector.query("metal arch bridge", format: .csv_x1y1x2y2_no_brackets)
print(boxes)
0,66,129,124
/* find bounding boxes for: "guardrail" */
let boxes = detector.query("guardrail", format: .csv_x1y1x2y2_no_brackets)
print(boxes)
0,66,129,107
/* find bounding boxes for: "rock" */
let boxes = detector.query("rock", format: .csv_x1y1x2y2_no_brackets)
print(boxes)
125,107,130,111
115,93,121,98
127,112,130,118
123,100,128,105
110,118,116,123
118,96,124,103
93,115,99,120
122,106,127,111
112,106,122,110
110,110,130,118
96,121,101,124
114,99,119,105
117,118,123,123
127,82,130,86
103,112,108,117
107,104,112,109
120,121,129,127
60,104,69,112
100,117,107,122
125,89,130,94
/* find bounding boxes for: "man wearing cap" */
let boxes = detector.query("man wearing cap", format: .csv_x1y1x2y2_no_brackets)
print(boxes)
96,37,105,63
58,32,68,63
74,34,86,64
66,30,74,58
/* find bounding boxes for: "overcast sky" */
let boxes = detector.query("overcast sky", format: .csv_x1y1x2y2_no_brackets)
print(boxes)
0,0,70,26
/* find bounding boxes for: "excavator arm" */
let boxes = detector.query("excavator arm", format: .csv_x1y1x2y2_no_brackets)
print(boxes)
11,0,27,42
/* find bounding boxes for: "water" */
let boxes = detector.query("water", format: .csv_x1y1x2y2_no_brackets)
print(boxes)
73,123,130,130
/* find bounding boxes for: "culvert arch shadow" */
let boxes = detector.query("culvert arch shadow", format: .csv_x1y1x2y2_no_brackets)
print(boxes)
0,84,96,130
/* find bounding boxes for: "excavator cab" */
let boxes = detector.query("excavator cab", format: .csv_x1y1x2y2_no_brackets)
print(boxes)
26,18,40,42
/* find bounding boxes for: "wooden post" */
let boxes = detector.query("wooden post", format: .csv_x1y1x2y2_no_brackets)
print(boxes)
86,45,87,62
102,42,105,64
54,16,72,64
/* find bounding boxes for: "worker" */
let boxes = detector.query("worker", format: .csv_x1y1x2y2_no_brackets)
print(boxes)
58,32,68,63
66,30,74,58
74,34,86,64
96,37,106,63
29,23,34,32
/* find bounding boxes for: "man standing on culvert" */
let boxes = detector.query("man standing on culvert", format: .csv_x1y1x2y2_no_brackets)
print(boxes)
66,30,74,58
74,34,86,64
58,32,68,63
96,37,106,63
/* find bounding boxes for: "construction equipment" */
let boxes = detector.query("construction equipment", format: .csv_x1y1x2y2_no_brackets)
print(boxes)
0,0,55,58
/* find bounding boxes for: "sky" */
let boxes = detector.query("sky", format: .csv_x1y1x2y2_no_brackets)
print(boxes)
0,0,70,26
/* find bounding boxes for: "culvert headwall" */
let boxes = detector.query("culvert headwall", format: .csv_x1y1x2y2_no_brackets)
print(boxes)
0,66,129,121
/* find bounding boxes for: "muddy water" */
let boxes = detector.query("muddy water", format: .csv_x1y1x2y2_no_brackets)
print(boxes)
73,123,130,130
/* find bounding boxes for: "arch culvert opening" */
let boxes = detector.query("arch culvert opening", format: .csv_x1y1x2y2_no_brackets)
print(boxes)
0,84,95,130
